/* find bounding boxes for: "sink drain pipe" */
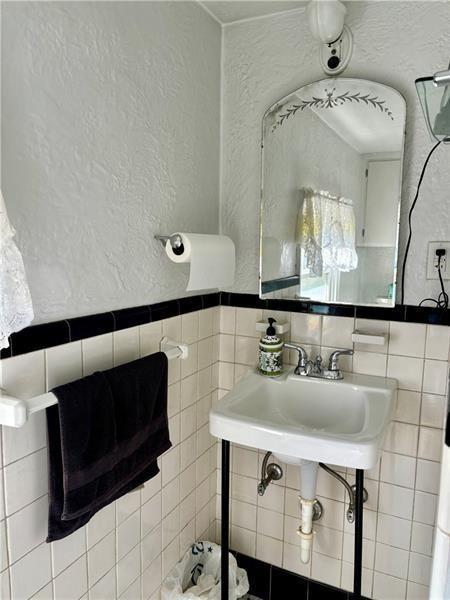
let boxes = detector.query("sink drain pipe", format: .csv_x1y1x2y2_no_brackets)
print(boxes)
298,460,318,564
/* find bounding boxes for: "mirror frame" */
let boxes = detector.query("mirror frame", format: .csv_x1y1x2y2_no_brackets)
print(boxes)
259,77,407,308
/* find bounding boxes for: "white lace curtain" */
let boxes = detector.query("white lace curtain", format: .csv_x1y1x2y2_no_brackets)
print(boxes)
298,187,358,277
0,191,34,349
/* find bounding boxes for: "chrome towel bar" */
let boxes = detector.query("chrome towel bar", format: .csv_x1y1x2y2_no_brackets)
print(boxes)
0,336,188,428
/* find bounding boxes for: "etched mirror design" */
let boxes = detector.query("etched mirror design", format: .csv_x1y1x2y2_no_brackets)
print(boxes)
260,78,406,307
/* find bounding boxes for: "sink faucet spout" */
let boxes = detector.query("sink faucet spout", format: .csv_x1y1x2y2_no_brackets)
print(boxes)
284,343,310,376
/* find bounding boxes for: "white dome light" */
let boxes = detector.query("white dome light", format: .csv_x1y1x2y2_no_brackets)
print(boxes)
307,0,347,44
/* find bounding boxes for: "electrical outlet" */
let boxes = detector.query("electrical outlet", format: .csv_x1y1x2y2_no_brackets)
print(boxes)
427,241,450,280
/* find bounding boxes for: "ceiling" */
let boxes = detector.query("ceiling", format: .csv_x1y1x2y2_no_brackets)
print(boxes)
200,1,307,24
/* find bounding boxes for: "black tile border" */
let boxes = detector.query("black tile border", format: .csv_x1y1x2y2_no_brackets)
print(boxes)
405,305,450,325
2,294,219,358
1,291,448,358
223,292,449,325
113,305,151,331
202,292,221,309
270,564,308,598
6,320,71,356
235,554,271,599
261,275,300,294
0,345,12,360
69,312,115,342
354,304,406,322
178,295,203,314
234,553,370,600
150,299,181,322
221,292,268,309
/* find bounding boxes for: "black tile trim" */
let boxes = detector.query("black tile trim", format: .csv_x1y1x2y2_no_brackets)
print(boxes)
261,275,300,294
355,304,406,322
178,295,203,314
445,410,450,448
270,565,308,598
1,291,448,358
405,305,450,326
112,306,151,331
202,292,221,309
150,299,181,322
1,294,221,358
235,553,370,600
0,346,12,360
226,292,449,324
221,292,268,309
233,554,271,599
7,320,71,356
69,312,115,342
308,302,355,317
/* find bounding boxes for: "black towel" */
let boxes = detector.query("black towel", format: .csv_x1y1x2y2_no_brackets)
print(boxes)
46,352,171,542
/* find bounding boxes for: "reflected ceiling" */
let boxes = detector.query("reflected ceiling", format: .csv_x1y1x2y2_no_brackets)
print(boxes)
309,92,405,154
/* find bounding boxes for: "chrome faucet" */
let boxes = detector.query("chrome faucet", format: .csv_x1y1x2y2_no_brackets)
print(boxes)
284,343,310,376
285,343,353,380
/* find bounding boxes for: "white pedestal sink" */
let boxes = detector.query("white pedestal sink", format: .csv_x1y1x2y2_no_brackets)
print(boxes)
210,367,397,470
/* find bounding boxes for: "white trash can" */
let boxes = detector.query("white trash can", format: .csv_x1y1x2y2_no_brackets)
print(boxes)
161,541,249,599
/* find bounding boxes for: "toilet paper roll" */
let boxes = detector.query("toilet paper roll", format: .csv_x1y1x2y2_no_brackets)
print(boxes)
165,233,235,291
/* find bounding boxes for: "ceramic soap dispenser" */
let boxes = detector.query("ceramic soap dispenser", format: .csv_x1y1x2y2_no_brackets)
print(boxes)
259,318,283,377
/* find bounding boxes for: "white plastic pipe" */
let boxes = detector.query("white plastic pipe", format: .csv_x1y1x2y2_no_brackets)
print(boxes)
299,498,315,563
297,460,319,564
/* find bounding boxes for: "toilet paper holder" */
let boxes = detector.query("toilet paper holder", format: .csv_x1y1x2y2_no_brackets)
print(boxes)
155,234,184,255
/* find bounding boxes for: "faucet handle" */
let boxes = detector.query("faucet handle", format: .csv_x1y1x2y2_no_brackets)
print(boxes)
328,349,354,372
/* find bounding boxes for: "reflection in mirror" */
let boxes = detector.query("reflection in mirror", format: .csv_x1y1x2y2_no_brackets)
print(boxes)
260,78,406,307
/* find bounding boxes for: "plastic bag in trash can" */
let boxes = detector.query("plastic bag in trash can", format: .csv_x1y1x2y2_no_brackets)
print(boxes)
162,541,249,599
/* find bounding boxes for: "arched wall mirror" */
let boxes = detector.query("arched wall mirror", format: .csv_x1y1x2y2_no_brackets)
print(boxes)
260,78,406,307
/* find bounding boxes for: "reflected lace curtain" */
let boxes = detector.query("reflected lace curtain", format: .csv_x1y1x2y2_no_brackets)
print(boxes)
297,188,358,277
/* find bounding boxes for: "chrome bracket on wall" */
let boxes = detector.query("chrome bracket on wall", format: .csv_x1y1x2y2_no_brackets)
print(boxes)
257,451,283,495
154,234,184,255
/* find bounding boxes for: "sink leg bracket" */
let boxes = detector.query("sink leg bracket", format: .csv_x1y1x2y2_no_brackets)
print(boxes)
221,440,230,600
318,463,365,598
220,445,364,600
353,469,364,600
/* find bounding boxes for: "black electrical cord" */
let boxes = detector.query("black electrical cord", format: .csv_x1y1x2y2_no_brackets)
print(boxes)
400,139,442,305
419,254,449,309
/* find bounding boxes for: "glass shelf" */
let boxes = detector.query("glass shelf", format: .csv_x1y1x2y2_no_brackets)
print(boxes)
416,77,450,143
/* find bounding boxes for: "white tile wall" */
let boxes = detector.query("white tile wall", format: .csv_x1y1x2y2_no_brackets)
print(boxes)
0,305,447,600
216,306,450,600
0,307,219,600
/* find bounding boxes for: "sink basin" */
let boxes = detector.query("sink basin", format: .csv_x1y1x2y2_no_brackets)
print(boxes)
209,368,397,469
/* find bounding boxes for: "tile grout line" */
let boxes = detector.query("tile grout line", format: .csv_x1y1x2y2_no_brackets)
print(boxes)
370,457,382,599
405,334,429,590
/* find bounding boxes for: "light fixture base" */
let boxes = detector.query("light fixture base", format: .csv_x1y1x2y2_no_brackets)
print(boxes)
319,25,353,76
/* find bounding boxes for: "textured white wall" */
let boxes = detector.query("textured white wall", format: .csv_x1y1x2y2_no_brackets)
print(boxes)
2,1,221,323
221,1,450,305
